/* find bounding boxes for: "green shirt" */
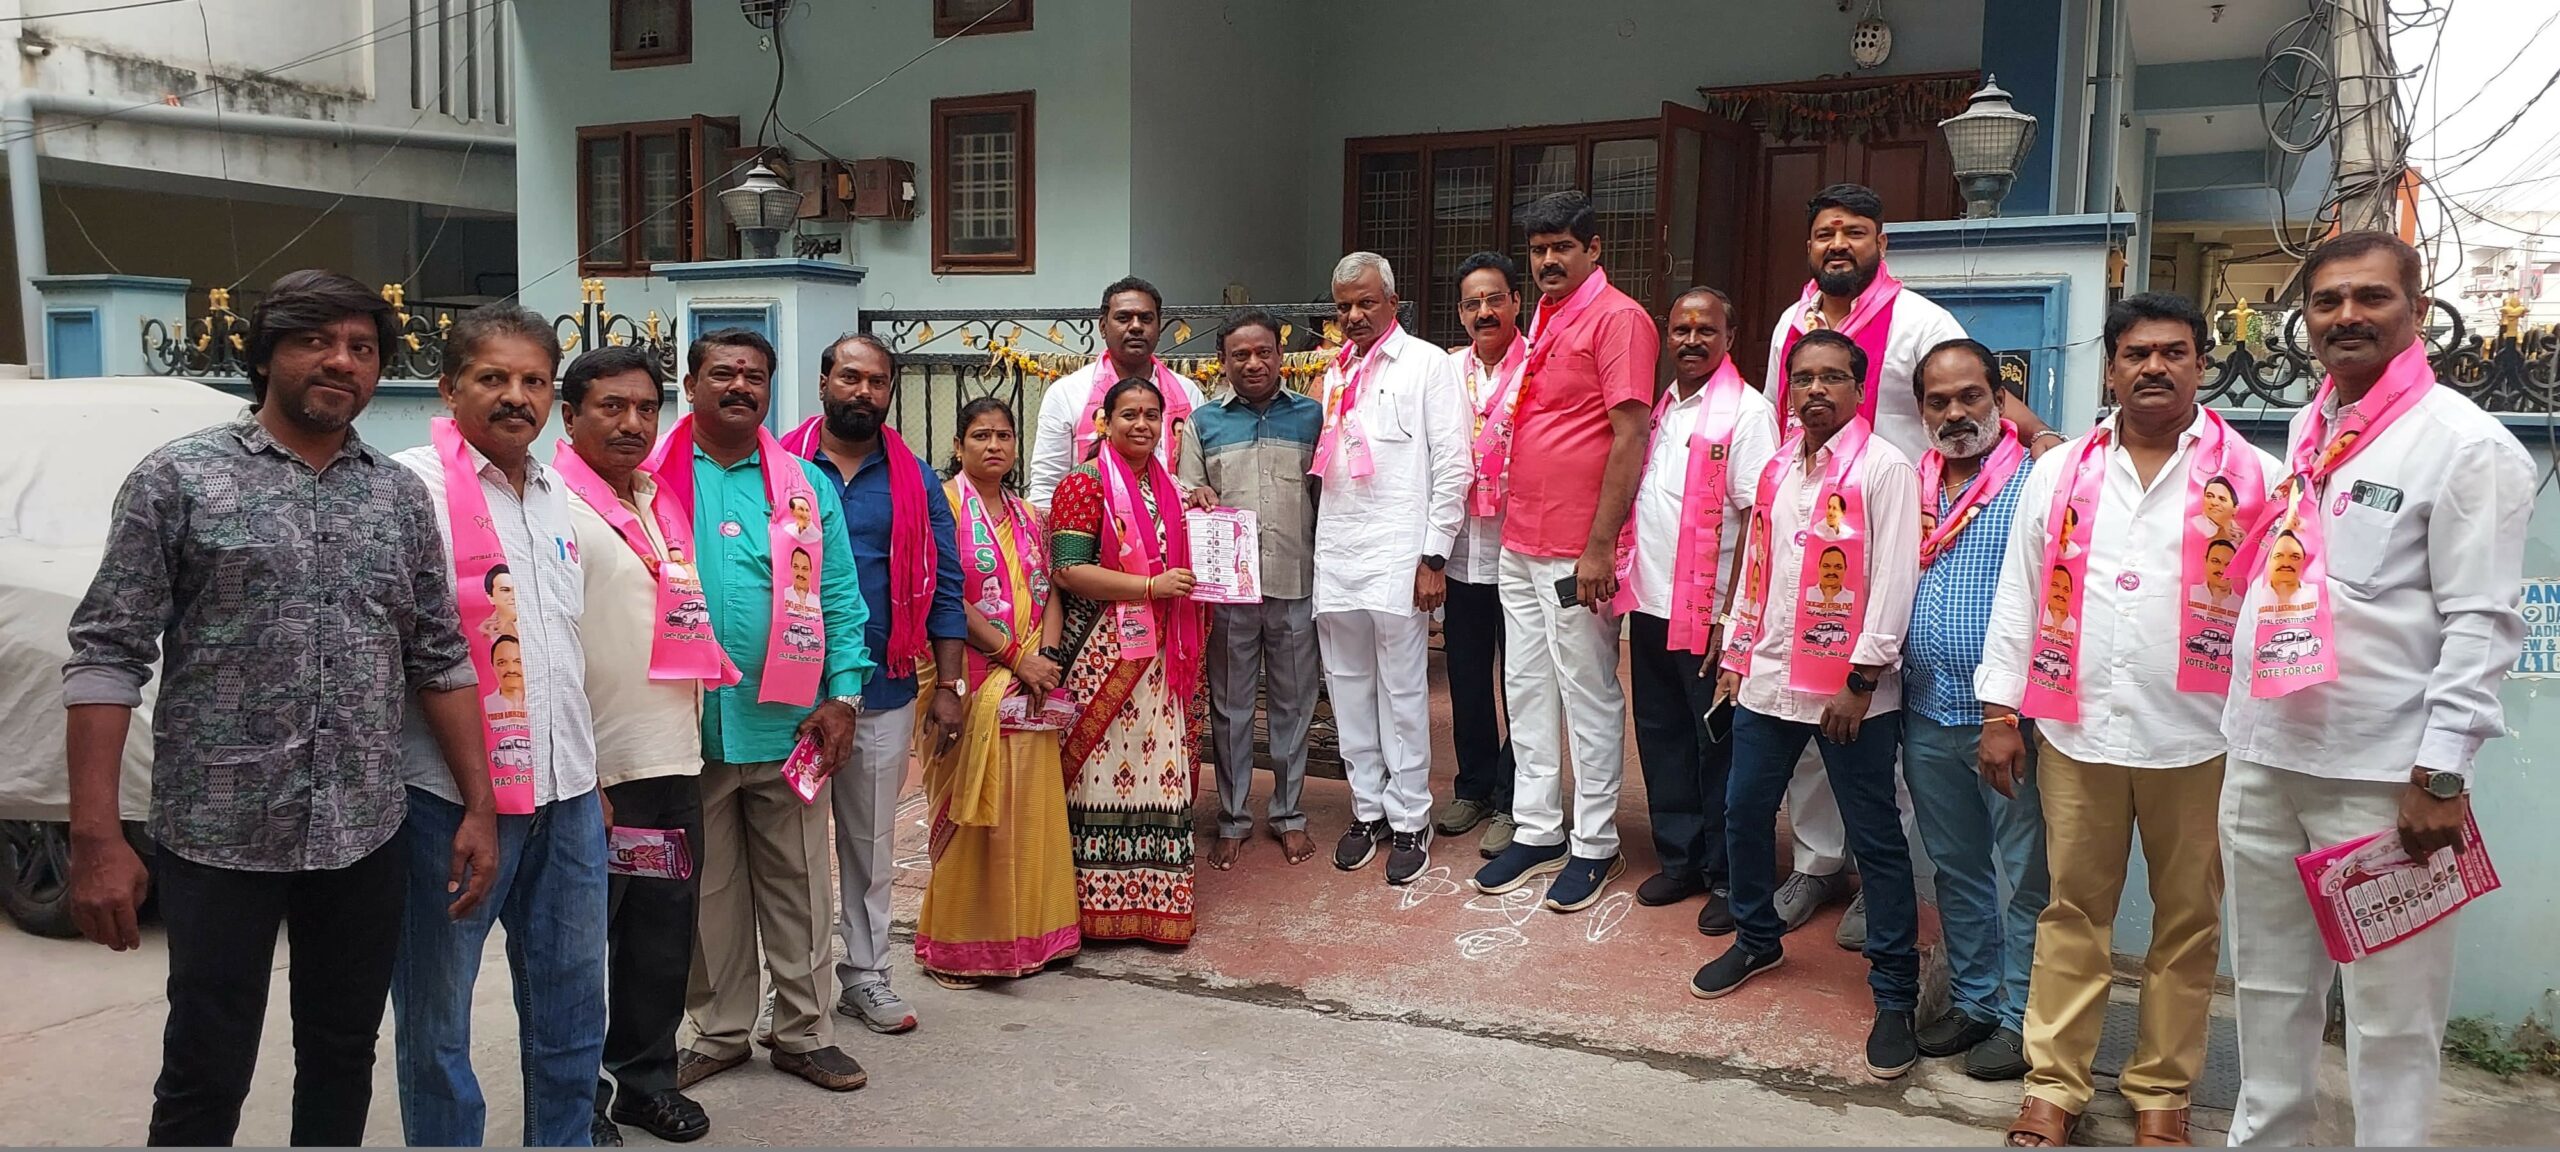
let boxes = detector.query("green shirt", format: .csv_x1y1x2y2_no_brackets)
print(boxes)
692,444,873,763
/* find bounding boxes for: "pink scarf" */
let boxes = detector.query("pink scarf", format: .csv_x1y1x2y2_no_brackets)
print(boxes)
1096,443,1204,702
1916,421,2027,568
1721,417,1875,694
948,476,1048,681
1073,359,1194,467
551,442,741,688
1311,322,1399,480
779,417,935,670
2022,408,2269,721
429,417,536,815
1609,355,1749,653
2230,340,2433,697
1478,267,1611,502
1775,263,1903,433
644,414,829,707
1462,334,1530,517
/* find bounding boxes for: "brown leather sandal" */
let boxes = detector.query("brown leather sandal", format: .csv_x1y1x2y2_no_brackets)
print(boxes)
2005,1097,2078,1147
2134,1107,2192,1147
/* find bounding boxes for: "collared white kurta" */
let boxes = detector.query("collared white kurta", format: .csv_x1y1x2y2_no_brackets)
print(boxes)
1312,326,1472,617
1628,379,1782,618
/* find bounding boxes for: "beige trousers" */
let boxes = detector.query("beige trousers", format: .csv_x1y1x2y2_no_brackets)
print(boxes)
2021,737,2226,1114
683,757,837,1058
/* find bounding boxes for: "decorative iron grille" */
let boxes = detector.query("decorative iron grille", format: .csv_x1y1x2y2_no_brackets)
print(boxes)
141,279,679,383
2202,296,2560,416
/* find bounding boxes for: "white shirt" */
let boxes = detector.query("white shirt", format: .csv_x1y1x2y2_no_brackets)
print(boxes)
2221,384,2533,783
1312,326,1472,617
1447,339,1522,585
1764,286,1969,462
394,442,597,806
1734,434,1920,723
1976,410,2283,769
1630,376,1781,619
564,473,705,790
1026,360,1212,510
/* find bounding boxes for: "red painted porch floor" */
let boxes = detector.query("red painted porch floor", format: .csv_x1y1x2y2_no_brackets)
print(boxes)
886,645,1941,1092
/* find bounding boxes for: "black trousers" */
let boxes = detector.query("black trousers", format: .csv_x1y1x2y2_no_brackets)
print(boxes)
596,774,706,1108
149,838,406,1147
1628,611,1733,884
1443,574,1515,811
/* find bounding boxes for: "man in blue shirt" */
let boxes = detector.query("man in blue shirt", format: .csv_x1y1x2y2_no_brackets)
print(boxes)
1899,339,2049,1081
671,329,875,1096
799,333,967,1037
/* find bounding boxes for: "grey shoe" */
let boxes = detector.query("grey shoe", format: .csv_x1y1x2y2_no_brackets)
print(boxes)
1834,890,1868,950
1434,797,1494,836
1773,870,1851,933
1476,812,1518,858
835,979,917,1034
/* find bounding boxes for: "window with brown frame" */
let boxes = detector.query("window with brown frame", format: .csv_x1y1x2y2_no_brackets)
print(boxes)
935,0,1032,37
932,92,1036,274
610,0,689,68
1345,121,1662,345
576,116,741,275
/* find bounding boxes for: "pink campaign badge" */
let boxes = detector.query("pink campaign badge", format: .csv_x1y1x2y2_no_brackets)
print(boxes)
721,520,744,537
2117,572,2141,592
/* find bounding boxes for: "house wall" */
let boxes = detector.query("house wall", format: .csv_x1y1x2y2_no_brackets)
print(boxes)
511,0,1140,330
1127,0,1313,307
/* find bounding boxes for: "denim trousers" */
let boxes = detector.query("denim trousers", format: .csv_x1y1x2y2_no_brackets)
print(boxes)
393,787,609,1147
1726,706,1918,1011
1902,713,2050,1030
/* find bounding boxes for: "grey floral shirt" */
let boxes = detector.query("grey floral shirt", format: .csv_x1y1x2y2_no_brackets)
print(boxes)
63,417,475,872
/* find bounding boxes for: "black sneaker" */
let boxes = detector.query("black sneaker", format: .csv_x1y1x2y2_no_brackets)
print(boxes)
1916,1008,2001,1058
1635,870,1707,906
1964,1026,2030,1081
1696,885,1735,936
1384,828,1431,885
1333,819,1387,870
1689,944,1784,999
1866,1009,1919,1080
1469,840,1568,893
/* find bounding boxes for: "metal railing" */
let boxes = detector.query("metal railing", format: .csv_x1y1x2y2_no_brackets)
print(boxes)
140,279,680,383
2203,296,2560,415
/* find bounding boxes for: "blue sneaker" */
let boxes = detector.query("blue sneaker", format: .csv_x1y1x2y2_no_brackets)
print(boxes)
1542,854,1626,912
1469,841,1568,894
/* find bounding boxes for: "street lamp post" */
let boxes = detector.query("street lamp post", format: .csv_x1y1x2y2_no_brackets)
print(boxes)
1938,76,2040,220
718,162,805,260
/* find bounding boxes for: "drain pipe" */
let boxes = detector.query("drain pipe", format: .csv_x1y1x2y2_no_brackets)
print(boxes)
6,89,512,375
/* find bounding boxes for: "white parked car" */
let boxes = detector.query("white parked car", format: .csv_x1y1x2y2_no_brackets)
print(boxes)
0,376,246,936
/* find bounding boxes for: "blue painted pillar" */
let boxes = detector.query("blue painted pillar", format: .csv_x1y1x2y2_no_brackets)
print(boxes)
1979,0,2068,216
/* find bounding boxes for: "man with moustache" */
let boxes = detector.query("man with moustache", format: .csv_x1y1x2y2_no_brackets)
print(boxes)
667,329,876,1094
1896,339,2046,1081
1979,294,2281,1147
554,346,717,1145
1699,329,1924,1083
788,333,968,1037
1026,277,1211,511
1761,185,1983,946
1621,287,1779,930
1435,251,1528,857
2220,235,2530,1147
1177,308,1324,870
1313,252,1472,886
65,270,496,1147
388,306,605,1147
1470,191,1658,912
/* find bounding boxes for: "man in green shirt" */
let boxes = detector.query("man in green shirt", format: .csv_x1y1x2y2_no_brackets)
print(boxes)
669,329,876,1095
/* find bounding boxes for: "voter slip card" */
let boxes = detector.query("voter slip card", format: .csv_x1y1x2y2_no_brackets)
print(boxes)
605,826,694,881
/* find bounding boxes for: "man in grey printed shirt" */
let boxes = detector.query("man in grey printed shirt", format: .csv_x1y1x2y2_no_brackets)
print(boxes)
61,270,499,1148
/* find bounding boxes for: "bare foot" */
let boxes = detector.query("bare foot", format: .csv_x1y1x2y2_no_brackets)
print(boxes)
1277,829,1316,865
1207,835,1244,870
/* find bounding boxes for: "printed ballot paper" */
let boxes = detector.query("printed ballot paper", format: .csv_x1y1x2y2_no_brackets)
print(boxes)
1185,507,1262,604
2294,813,2498,964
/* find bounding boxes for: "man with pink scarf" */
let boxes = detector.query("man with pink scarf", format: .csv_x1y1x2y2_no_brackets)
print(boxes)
786,333,968,1038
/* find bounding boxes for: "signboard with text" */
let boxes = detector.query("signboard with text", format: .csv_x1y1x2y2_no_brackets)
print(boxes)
2510,578,2560,677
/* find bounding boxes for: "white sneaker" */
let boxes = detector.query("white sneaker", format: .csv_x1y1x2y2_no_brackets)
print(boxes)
835,980,917,1034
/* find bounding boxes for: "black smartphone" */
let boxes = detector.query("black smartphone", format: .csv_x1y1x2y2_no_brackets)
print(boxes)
1553,574,1580,607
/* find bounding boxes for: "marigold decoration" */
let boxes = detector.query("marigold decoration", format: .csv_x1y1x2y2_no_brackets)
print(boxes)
1700,74,1975,141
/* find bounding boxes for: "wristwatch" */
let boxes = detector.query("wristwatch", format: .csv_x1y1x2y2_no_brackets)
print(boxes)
829,693,865,718
2420,769,2467,799
937,677,968,699
1843,670,1879,695
1421,554,1447,572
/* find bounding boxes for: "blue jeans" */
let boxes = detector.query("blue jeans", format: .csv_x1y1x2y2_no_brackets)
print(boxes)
1727,706,1919,1012
394,787,609,1147
1903,713,2050,1030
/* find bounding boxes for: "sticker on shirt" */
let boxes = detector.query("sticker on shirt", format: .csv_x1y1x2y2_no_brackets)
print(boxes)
721,520,744,538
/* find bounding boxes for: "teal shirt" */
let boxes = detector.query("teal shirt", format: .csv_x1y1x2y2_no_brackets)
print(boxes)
692,444,874,764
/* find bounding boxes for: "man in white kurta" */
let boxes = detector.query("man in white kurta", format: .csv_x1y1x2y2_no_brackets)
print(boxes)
1312,253,1472,888
1025,276,1212,511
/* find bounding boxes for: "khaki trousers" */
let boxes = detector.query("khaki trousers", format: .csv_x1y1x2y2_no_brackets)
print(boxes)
683,757,836,1058
2022,737,2225,1114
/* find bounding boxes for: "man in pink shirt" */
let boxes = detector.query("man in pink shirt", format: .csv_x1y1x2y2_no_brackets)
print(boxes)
1466,190,1658,913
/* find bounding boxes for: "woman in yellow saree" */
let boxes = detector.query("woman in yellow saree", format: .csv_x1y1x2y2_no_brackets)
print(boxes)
914,398,1080,987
